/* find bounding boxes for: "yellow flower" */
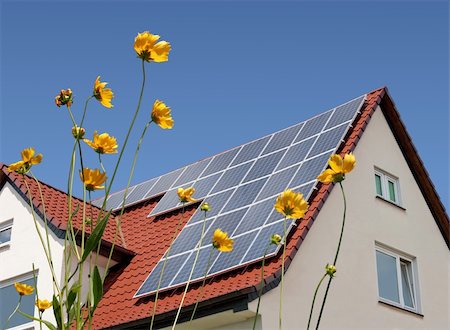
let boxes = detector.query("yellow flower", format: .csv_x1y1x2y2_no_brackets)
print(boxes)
55,89,73,107
212,229,234,252
7,148,43,174
36,299,52,312
83,131,118,154
79,168,107,191
151,100,174,129
14,282,34,296
317,153,356,184
134,31,171,62
274,189,309,219
325,264,337,277
177,187,196,203
270,234,282,245
200,202,210,212
93,76,114,108
72,126,85,140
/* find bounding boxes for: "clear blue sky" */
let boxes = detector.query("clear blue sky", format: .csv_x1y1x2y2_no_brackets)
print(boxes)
1,0,448,209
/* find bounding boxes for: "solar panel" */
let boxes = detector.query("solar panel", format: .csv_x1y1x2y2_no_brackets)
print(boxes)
129,93,366,297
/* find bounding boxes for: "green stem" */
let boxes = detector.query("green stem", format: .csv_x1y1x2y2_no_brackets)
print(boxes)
3,296,22,330
279,218,287,330
315,182,347,330
252,243,271,330
172,209,208,329
66,106,77,128
79,96,93,128
307,274,327,329
187,248,214,328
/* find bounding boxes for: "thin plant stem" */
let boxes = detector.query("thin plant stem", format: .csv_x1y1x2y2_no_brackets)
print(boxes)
279,217,287,330
79,96,94,128
3,296,22,330
150,205,186,330
252,243,271,330
187,248,214,328
66,106,77,128
307,274,327,330
31,264,43,330
171,209,208,329
315,182,347,330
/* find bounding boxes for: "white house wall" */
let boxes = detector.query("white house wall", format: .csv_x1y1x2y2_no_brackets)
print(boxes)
245,106,449,329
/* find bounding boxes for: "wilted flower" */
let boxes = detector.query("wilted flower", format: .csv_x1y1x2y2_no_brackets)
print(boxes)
151,100,174,129
83,131,118,154
270,234,282,245
36,299,52,312
200,202,210,212
134,31,171,62
317,153,356,184
79,168,107,191
93,76,114,108
212,229,233,252
14,282,34,296
177,187,196,203
72,126,86,140
7,148,43,174
274,189,309,219
325,264,337,277
55,89,73,107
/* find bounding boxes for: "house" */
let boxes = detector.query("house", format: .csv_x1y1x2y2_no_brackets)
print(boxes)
0,87,448,329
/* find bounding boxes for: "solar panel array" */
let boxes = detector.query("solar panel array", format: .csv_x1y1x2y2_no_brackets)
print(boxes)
124,94,367,297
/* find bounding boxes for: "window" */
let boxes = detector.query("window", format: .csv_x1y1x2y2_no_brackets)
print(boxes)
0,219,13,248
0,274,36,329
374,168,401,205
375,245,419,312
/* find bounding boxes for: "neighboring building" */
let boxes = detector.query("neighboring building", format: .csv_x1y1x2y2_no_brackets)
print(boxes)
1,87,448,329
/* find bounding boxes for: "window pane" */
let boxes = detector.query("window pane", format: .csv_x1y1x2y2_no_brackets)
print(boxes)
388,181,396,202
0,278,36,328
375,174,383,196
0,228,12,244
401,262,415,308
376,250,400,303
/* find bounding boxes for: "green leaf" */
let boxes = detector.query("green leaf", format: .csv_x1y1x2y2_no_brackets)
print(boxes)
18,310,57,330
81,211,111,263
52,295,63,330
91,266,103,311
66,281,80,312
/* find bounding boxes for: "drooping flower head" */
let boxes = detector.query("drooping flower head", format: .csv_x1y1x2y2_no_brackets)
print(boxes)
274,189,309,219
7,148,43,174
55,89,73,108
177,187,196,203
79,168,107,191
134,31,171,62
212,229,234,252
317,153,356,184
14,282,34,296
93,76,114,108
36,299,52,312
151,100,174,129
200,202,210,212
83,131,118,154
72,126,85,140
270,234,282,246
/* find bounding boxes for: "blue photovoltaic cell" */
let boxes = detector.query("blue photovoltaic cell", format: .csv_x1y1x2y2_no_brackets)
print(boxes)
325,96,364,129
242,220,286,263
201,148,241,177
231,136,270,166
233,199,279,236
145,168,184,198
125,178,158,205
295,111,332,143
188,189,234,224
211,162,253,194
172,247,220,284
169,219,213,255
192,173,222,198
173,158,211,186
201,208,248,247
209,232,255,274
276,137,315,171
149,188,186,216
290,152,332,188
256,165,299,201
135,253,189,296
243,150,285,183
105,192,127,210
222,178,267,212
293,182,316,199
262,123,303,155
308,124,347,158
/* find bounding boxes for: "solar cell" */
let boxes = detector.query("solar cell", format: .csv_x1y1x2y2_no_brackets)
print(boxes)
188,189,234,224
192,172,222,198
149,187,188,216
308,124,347,158
231,136,270,166
173,158,211,186
125,178,158,205
276,137,315,171
294,111,332,143
201,148,240,178
262,123,303,155
233,199,279,236
222,178,267,212
104,192,127,210
256,165,299,201
211,162,253,194
243,150,285,183
325,96,364,129
289,152,332,188
169,219,214,255
145,168,184,198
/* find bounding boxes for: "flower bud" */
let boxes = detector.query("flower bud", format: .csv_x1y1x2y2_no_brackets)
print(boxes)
55,89,73,107
72,126,85,140
325,264,337,277
200,202,210,212
270,234,282,245
332,173,345,183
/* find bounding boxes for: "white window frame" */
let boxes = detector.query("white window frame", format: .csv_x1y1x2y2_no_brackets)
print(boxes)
375,243,421,313
374,168,402,206
0,219,14,249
